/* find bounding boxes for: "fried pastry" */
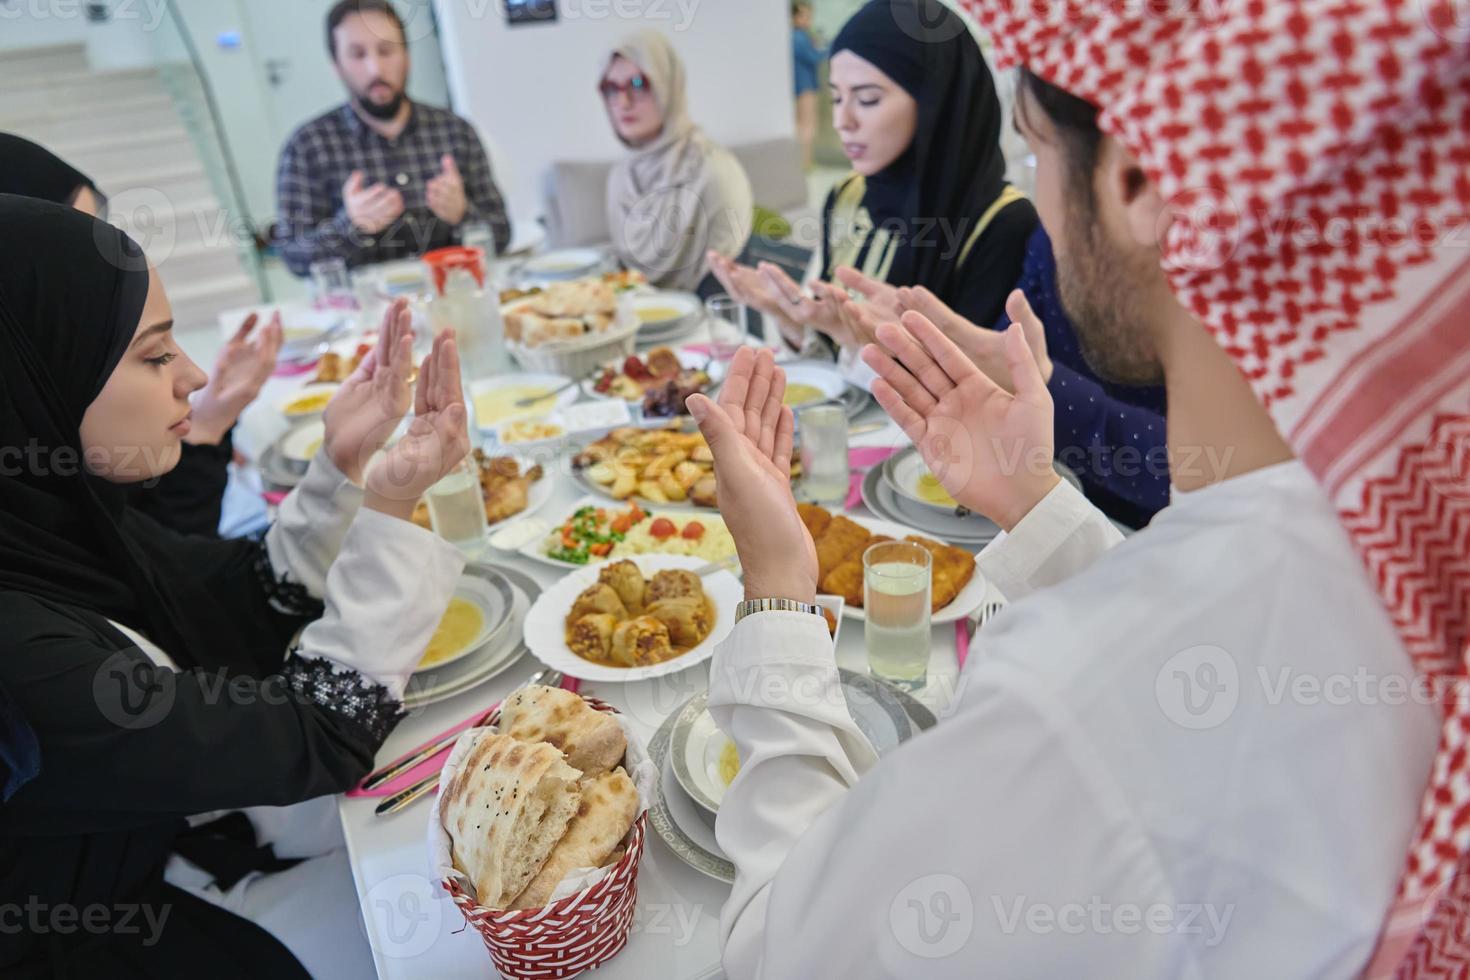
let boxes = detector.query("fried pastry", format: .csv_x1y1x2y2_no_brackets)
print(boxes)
797,502,832,540
814,515,873,583
905,535,977,611
569,583,628,622
597,560,646,614
646,568,702,604
645,596,713,648
567,613,617,663
610,616,673,667
821,535,892,606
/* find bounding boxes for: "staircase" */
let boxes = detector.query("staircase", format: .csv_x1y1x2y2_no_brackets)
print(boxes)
0,43,263,333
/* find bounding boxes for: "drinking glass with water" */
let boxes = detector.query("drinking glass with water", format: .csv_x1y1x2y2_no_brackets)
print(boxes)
863,540,932,689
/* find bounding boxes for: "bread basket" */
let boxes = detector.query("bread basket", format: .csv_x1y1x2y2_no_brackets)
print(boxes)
505,297,641,378
431,695,652,980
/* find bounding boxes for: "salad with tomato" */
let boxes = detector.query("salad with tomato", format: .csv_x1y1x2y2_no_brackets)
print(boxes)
547,504,648,565
544,503,718,565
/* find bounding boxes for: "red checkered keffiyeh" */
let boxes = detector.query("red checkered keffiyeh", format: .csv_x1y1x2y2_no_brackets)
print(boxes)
961,0,1470,974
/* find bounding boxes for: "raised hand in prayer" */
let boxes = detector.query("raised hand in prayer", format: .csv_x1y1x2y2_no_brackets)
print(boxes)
363,329,471,521
898,286,1054,392
860,308,1060,531
322,298,414,485
426,154,469,226
343,170,405,235
685,347,817,604
187,311,283,445
704,251,842,351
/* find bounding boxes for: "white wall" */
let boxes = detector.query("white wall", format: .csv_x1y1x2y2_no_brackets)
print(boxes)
433,0,794,225
0,4,91,51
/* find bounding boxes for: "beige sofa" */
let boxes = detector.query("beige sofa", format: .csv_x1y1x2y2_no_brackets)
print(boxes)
541,136,814,248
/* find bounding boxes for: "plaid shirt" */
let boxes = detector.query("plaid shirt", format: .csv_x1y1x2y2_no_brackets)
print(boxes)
273,102,511,276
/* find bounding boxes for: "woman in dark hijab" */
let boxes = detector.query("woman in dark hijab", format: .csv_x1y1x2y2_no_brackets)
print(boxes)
708,0,1036,357
0,131,281,538
0,194,471,978
0,132,105,215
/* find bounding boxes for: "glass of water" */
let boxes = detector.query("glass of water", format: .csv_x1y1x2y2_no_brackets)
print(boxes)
797,403,849,506
309,257,357,311
863,540,932,690
705,293,747,370
425,456,488,556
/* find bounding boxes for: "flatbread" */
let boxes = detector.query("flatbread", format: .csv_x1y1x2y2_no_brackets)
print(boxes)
498,685,627,778
441,731,583,909
509,767,639,909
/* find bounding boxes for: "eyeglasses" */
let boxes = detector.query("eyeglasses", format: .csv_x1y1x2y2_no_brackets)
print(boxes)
599,74,652,102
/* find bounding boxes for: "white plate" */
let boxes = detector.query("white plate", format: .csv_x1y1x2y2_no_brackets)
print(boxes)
413,567,517,673
883,447,1004,540
400,567,539,710
483,456,557,534
468,373,578,432
521,248,605,280
518,495,736,571
579,348,715,403
780,361,849,409
630,291,702,328
861,465,998,547
836,514,988,624
276,383,339,420
669,665,912,817
277,311,350,360
279,419,326,464
522,554,743,682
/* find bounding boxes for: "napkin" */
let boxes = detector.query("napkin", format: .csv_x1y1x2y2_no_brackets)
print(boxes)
954,621,971,671
272,359,319,378
845,446,899,510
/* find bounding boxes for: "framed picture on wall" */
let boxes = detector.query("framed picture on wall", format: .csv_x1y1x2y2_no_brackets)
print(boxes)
506,0,557,25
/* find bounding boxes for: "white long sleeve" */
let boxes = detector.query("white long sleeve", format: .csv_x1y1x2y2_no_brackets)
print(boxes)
259,447,465,698
264,449,364,599
289,507,465,698
707,462,1438,980
976,477,1124,601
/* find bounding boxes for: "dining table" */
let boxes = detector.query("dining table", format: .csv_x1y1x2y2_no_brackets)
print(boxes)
224,268,1001,979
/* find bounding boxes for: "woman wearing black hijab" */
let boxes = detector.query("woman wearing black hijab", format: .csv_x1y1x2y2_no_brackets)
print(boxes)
708,0,1035,358
0,132,105,215
0,132,281,538
0,194,471,978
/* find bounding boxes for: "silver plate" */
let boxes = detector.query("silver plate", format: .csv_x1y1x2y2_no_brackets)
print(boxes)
399,565,540,710
410,563,517,676
860,466,997,547
650,670,936,881
258,445,304,491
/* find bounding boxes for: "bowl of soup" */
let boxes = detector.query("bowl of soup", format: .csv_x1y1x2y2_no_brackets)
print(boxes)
276,383,339,419
468,374,578,434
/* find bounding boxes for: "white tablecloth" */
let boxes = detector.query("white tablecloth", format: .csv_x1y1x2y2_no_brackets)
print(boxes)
318,399,992,979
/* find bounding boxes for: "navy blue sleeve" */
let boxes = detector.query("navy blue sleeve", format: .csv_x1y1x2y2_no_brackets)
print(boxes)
997,226,1171,525
1046,362,1171,520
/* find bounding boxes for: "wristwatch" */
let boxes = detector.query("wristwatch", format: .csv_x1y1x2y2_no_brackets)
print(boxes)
734,597,826,624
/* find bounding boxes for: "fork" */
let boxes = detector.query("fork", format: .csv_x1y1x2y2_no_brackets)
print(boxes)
371,669,564,816
359,667,553,791
963,600,1005,646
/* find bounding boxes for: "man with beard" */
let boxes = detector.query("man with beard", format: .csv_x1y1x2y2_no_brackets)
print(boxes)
680,1,1469,978
274,0,511,276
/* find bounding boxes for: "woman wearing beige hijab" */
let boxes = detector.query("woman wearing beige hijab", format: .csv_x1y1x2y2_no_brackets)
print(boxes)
601,31,753,291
